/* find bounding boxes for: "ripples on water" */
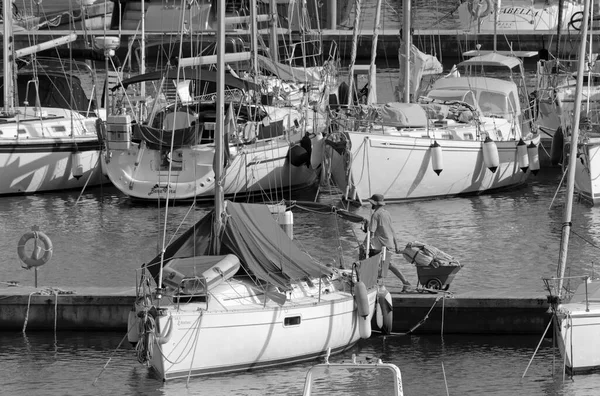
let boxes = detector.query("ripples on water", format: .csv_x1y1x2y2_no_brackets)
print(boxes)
3,24,600,393
2,331,600,396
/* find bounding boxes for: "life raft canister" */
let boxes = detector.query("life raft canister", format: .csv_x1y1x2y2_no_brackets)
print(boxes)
17,227,53,269
467,0,495,19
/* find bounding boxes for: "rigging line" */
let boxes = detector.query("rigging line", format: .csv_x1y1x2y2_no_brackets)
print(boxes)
92,331,131,385
522,314,554,379
548,165,568,210
570,228,600,251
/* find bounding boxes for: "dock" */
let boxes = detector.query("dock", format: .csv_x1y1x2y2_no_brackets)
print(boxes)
0,286,550,335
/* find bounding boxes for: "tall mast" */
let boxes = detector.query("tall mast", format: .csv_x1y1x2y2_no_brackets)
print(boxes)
402,0,410,103
3,0,14,115
556,0,590,297
269,0,278,63
347,0,361,106
366,0,382,105
212,0,226,253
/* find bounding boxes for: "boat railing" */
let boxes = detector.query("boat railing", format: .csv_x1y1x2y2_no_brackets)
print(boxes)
543,275,597,309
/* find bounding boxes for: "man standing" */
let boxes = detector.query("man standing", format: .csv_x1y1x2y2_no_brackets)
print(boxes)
363,194,412,292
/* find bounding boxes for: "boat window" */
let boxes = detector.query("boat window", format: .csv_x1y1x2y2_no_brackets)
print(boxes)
284,316,301,327
427,90,476,108
507,91,519,114
478,91,507,116
0,74,95,111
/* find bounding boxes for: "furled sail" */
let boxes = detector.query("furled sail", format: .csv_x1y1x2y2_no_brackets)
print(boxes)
398,44,443,101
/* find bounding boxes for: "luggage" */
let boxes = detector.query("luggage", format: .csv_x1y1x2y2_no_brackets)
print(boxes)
401,241,460,268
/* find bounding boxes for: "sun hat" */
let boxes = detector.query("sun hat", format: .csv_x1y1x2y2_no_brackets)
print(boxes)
367,193,385,206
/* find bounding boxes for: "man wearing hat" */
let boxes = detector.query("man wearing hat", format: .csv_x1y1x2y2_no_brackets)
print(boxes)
363,193,412,292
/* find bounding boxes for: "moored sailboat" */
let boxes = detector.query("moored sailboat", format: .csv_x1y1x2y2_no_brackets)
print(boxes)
100,0,331,202
126,1,384,381
542,0,600,374
0,1,104,195
325,0,541,205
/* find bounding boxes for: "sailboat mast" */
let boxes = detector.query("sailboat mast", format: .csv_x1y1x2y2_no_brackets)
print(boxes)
2,0,14,115
366,0,382,105
556,0,591,297
213,0,226,252
402,0,410,103
269,0,278,63
140,0,146,103
493,0,500,52
347,0,361,106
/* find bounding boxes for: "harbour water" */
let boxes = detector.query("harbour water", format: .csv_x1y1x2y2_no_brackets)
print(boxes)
2,162,600,395
1,7,598,393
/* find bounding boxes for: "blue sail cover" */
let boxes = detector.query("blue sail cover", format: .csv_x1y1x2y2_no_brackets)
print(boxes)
146,201,334,290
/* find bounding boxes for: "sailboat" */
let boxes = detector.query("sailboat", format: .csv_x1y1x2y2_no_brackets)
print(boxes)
456,0,584,34
100,1,332,202
325,0,541,204
543,0,600,374
126,1,383,381
0,1,104,195
534,2,600,204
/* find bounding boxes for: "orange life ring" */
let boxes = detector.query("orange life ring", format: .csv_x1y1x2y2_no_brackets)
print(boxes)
17,230,53,269
467,0,494,19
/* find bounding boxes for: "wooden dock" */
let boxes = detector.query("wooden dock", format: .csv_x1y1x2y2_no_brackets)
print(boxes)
0,286,550,335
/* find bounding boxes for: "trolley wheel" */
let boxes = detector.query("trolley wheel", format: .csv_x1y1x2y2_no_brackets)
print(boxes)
425,278,443,294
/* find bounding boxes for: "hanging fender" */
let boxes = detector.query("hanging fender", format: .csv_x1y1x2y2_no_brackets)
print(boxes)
377,288,393,335
17,230,53,269
467,0,495,19
482,136,500,173
527,142,541,175
354,281,371,339
516,138,529,173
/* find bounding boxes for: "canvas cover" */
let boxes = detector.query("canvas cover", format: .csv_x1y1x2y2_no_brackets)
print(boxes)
379,102,428,127
146,201,334,290
257,55,323,84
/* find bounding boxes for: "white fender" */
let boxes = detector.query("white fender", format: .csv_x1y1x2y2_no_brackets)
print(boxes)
378,289,393,335
71,151,84,179
358,315,372,339
482,136,499,173
354,281,369,318
527,142,540,175
127,309,140,345
516,138,529,173
375,298,383,329
354,281,371,339
310,131,324,169
430,140,443,175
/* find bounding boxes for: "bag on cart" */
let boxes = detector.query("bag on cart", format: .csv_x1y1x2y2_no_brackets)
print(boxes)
401,241,460,268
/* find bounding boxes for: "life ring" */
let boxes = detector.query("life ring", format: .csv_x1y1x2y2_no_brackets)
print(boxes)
17,230,53,269
467,0,494,19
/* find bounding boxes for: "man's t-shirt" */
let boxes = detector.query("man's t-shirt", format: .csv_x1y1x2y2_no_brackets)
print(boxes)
368,208,395,250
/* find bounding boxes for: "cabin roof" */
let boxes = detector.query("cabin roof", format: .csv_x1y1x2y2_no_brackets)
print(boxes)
458,52,523,69
431,77,517,95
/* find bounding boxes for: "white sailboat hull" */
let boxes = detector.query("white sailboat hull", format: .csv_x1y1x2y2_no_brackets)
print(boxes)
0,108,103,195
457,1,583,33
555,303,600,372
145,287,377,380
102,137,317,201
329,132,539,203
571,138,600,205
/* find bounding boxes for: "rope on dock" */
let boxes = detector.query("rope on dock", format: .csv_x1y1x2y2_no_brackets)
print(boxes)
21,287,74,333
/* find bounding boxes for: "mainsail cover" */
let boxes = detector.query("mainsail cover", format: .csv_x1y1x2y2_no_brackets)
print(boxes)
146,201,333,290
